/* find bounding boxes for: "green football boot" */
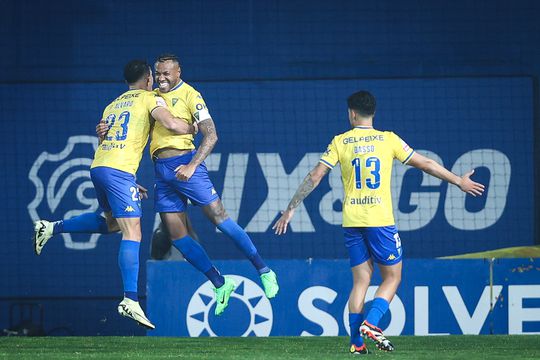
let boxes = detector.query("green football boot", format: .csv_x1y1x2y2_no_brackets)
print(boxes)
260,270,279,299
214,277,236,316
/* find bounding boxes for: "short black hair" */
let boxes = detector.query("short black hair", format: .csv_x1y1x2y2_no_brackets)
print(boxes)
123,60,151,84
347,91,376,117
156,53,181,67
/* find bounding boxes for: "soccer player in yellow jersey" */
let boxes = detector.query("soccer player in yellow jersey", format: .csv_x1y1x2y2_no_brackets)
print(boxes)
273,91,484,354
148,54,278,304
33,60,200,329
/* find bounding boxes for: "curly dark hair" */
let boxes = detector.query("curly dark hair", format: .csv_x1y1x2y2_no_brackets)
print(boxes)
347,91,376,117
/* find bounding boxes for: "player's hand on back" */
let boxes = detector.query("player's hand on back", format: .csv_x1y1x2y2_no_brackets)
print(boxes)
96,119,109,139
458,169,485,196
272,209,295,235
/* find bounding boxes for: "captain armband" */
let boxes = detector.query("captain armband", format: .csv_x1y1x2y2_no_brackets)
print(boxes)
193,108,211,123
155,96,167,108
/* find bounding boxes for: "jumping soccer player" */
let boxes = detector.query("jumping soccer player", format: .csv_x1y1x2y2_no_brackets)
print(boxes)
273,90,484,354
148,54,279,300
33,60,205,328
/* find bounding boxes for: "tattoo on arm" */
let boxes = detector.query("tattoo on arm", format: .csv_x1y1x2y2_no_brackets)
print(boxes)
287,174,316,211
287,166,329,210
191,119,217,166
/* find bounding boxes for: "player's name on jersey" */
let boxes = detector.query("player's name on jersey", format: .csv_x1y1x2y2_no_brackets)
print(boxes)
342,135,384,144
114,101,133,109
347,196,382,205
353,145,376,154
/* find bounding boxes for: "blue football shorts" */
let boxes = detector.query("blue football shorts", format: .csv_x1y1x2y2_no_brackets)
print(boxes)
154,150,219,213
343,226,403,267
90,166,142,218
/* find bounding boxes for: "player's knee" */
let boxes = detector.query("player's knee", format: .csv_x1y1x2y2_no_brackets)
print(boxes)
383,270,402,285
205,201,229,225
167,226,188,240
359,277,372,289
213,211,228,224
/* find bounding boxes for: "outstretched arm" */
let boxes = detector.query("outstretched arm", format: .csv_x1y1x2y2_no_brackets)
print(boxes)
151,107,197,135
407,152,484,196
175,118,218,181
272,163,330,235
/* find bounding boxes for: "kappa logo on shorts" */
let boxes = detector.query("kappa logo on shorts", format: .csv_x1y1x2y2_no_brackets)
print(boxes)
28,136,103,251
387,254,396,261
125,206,135,212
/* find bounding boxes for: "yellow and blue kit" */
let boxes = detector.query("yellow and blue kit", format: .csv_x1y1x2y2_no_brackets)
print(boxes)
91,89,165,218
320,126,415,265
152,81,218,212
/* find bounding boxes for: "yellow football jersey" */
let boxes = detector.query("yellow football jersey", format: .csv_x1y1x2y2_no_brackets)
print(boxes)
150,81,209,156
91,89,164,174
320,126,415,227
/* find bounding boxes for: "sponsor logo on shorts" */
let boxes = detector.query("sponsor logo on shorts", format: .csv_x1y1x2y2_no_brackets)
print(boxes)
125,206,135,212
387,254,396,261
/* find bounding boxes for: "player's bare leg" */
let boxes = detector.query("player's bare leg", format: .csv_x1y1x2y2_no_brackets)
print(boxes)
201,198,228,225
360,262,401,352
374,262,402,302
104,212,120,232
349,260,374,313
160,212,190,239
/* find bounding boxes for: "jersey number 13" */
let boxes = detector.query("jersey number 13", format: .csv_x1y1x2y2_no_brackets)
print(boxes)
351,157,381,189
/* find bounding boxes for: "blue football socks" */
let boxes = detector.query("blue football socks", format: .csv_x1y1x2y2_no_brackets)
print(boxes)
173,236,225,288
217,218,269,274
365,297,389,326
349,313,365,346
53,212,109,235
118,240,140,301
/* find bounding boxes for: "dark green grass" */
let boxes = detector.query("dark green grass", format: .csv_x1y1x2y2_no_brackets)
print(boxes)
0,335,539,359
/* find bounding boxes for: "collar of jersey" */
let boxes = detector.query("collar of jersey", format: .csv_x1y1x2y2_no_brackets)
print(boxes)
354,126,373,129
170,80,184,91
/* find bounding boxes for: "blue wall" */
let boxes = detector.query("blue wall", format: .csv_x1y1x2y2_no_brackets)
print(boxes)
0,0,538,336
147,259,540,336
2,1,540,82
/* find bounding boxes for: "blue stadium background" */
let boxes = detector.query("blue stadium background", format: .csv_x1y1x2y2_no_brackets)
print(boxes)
0,0,538,336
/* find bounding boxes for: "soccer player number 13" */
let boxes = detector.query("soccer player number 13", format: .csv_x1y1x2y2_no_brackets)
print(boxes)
105,111,131,141
351,156,381,189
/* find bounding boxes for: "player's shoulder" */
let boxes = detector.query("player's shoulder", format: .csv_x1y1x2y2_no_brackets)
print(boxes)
375,129,399,140
181,81,203,98
137,89,154,97
134,90,160,105
381,129,396,136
